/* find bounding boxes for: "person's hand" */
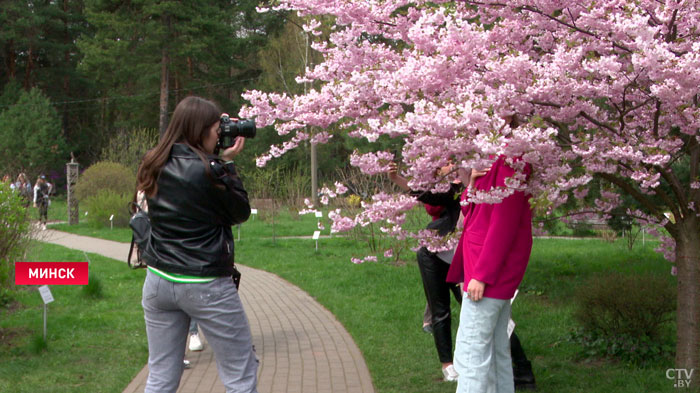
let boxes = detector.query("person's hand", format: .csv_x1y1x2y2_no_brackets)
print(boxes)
469,169,488,189
457,168,471,185
221,136,245,161
387,162,410,191
466,278,485,302
387,162,399,181
33,203,37,208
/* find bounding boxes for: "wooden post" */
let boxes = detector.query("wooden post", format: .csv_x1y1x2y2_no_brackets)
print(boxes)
66,159,79,225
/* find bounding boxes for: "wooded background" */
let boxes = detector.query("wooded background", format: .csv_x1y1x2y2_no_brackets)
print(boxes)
0,0,386,195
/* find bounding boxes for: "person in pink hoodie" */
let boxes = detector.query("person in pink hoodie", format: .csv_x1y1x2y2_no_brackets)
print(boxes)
447,154,533,393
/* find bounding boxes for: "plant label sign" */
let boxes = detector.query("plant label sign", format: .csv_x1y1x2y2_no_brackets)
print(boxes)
38,285,54,304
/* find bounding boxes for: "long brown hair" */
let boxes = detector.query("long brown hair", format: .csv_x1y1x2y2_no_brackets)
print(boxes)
136,96,220,197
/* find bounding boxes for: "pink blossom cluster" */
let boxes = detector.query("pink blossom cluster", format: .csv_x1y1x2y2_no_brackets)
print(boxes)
317,181,350,206
242,0,700,263
351,256,378,264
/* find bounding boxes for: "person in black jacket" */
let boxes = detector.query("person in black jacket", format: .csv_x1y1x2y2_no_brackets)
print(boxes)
389,163,464,382
135,96,257,393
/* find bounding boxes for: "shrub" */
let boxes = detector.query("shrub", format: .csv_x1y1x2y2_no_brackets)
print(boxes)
75,161,135,202
574,272,675,338
569,329,674,366
241,164,310,207
572,272,676,364
0,182,32,289
100,128,158,174
595,229,617,243
84,190,131,228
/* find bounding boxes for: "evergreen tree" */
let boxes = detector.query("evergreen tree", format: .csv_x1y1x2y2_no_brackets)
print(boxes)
0,0,98,163
0,88,68,177
78,0,283,134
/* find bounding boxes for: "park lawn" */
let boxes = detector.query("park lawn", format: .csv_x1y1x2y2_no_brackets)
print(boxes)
0,242,147,393
47,195,428,241
236,236,678,393
49,205,328,241
1,227,679,392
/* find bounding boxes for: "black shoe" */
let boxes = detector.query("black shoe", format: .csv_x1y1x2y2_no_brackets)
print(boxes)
513,360,536,391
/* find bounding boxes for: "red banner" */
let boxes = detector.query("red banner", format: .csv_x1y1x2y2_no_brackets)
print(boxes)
15,262,89,285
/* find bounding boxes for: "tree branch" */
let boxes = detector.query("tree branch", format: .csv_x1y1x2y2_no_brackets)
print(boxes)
616,161,682,222
518,5,633,53
595,172,664,220
688,135,700,209
653,100,661,138
578,111,618,134
542,117,574,147
657,166,688,218
532,209,604,223
666,9,678,43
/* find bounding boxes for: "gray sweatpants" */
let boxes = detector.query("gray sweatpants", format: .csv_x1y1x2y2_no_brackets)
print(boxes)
142,270,259,393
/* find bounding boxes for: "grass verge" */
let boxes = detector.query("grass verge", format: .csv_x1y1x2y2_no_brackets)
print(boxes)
0,242,147,393
1,229,680,392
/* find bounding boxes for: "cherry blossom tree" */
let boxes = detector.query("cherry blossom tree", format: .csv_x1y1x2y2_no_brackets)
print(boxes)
242,0,700,372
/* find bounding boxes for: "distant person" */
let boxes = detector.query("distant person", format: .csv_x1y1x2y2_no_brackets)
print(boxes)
33,175,52,230
3,174,14,193
15,173,32,207
135,96,256,393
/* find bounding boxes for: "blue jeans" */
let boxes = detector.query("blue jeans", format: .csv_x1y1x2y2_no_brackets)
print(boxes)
454,297,513,393
142,271,258,393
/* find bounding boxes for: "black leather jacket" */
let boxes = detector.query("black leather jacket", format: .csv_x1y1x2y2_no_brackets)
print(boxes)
143,143,250,277
412,182,463,237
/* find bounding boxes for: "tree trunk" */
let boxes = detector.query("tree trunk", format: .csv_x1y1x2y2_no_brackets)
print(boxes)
62,0,71,136
7,40,16,78
159,47,169,137
24,46,34,89
311,140,318,206
675,218,700,386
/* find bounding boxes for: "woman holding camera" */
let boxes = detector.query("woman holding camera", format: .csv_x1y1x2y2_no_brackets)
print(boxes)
136,96,257,393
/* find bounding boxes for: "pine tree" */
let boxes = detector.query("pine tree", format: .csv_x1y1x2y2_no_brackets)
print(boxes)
0,88,68,176
78,0,283,134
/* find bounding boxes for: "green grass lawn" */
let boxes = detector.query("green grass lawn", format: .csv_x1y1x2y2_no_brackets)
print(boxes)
49,203,331,240
0,242,147,393
2,217,682,392
237,237,678,393
46,195,428,241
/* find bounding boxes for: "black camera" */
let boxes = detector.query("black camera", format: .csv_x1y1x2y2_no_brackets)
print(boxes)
217,113,256,150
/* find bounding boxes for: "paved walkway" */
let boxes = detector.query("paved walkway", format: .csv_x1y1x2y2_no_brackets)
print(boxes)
37,229,375,393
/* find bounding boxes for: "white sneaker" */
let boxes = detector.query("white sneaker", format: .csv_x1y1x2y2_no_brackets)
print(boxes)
442,364,458,382
42,224,47,231
189,333,203,351
183,359,191,369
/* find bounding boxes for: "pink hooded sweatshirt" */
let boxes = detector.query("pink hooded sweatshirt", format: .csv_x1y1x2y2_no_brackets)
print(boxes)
446,156,533,300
